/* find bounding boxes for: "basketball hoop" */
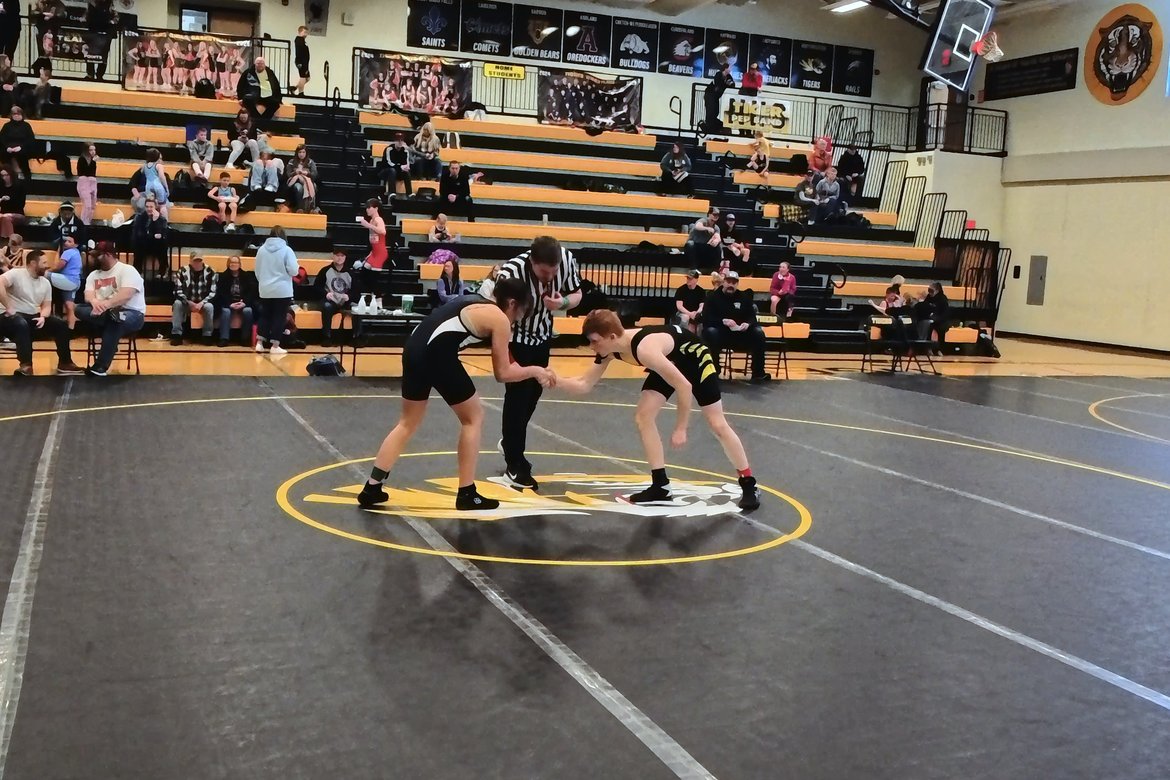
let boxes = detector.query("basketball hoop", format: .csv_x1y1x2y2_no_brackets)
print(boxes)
973,31,1004,63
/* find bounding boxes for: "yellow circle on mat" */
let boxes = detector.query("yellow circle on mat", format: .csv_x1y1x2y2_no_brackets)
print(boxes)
277,451,812,567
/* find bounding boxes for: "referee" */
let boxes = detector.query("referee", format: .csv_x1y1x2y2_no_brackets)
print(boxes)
496,236,583,491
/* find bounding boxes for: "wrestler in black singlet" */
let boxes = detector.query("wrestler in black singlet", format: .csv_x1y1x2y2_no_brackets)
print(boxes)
609,324,722,407
401,295,490,405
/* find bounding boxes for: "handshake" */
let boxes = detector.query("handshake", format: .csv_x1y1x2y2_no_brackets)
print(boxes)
532,367,558,389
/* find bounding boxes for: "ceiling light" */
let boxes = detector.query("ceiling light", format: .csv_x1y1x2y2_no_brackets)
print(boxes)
827,0,870,12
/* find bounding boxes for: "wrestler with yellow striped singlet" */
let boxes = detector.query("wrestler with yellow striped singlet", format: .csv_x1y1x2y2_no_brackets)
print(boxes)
557,309,761,510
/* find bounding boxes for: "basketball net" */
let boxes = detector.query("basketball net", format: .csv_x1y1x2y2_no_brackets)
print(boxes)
973,31,1004,63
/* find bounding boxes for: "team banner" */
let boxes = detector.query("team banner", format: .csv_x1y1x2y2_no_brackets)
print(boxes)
720,93,791,133
747,34,792,88
831,45,874,97
537,68,641,130
122,30,252,96
790,40,834,92
658,24,704,77
702,29,749,80
356,50,473,116
561,10,612,68
511,4,563,61
460,0,512,56
611,17,658,73
406,0,460,51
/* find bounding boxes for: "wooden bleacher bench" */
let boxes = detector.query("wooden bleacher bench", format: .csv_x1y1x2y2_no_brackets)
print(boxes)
371,143,660,178
60,87,296,120
836,281,972,299
29,119,304,152
400,219,686,248
31,159,248,184
146,304,348,331
801,240,934,262
731,170,803,188
469,183,709,215
23,200,327,231
761,202,898,227
360,112,657,148
705,139,811,159
418,262,782,293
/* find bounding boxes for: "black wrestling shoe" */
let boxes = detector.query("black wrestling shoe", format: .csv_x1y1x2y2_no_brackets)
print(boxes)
738,476,761,511
627,483,672,504
357,483,389,508
503,468,539,492
456,489,501,511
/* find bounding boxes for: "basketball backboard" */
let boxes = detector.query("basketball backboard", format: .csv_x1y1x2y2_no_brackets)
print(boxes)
922,0,995,91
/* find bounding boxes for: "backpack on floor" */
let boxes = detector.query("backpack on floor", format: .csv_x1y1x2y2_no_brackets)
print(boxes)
307,355,346,376
201,214,224,232
194,78,216,99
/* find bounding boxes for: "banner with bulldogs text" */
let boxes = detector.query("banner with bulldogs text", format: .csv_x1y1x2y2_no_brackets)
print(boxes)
537,68,642,131
356,50,473,117
122,30,253,97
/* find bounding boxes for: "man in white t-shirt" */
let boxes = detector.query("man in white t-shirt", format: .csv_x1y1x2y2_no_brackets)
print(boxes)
75,244,146,377
0,250,83,376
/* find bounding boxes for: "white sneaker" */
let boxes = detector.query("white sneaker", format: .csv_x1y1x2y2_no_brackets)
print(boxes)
0,339,15,350
269,346,288,357
254,342,266,353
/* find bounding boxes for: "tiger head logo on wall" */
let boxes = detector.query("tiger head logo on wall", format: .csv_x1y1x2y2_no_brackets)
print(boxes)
1085,4,1163,105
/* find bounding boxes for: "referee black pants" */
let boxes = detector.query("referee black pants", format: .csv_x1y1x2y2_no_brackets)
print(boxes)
501,340,550,473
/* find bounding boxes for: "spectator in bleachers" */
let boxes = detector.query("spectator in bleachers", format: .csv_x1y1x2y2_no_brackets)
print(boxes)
914,282,949,354
746,130,770,181
0,165,24,237
719,212,752,277
209,172,239,228
131,148,170,218
253,225,297,356
869,285,905,315
659,142,693,196
0,250,83,376
740,61,763,96
0,106,35,179
436,257,464,304
704,63,734,133
0,56,16,116
286,145,318,213
411,122,442,180
187,127,213,186
436,160,477,222
76,244,146,377
810,136,832,174
674,269,705,334
793,170,817,222
0,3,17,62
239,56,282,129
358,198,388,269
810,166,843,225
686,208,722,270
75,142,98,224
226,109,260,170
292,26,310,96
838,144,866,206
428,213,458,243
212,255,256,347
48,234,79,327
702,270,769,381
0,232,23,270
170,250,217,346
709,269,723,290
48,201,84,253
131,196,168,278
85,0,117,81
245,149,280,194
769,261,797,319
316,248,352,347
378,132,412,202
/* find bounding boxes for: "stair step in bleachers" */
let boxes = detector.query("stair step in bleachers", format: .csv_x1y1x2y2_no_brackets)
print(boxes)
762,203,898,226
60,87,297,120
360,112,657,149
30,159,249,184
400,219,684,248
705,139,810,162
370,143,659,178
30,119,304,153
466,183,708,214
800,241,933,262
732,170,803,188
24,200,326,231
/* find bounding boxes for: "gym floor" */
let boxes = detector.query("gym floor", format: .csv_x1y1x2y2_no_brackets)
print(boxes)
1,371,1169,779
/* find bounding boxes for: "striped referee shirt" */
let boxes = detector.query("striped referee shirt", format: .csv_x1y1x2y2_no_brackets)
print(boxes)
497,246,583,346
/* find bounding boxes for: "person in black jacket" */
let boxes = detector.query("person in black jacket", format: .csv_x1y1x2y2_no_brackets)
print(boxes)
703,63,734,133
701,270,769,381
131,196,168,278
238,56,282,129
837,144,866,206
291,25,309,96
378,132,412,201
84,0,117,81
0,0,18,61
435,160,479,221
0,164,24,238
0,105,35,179
212,254,257,347
47,200,84,253
914,281,949,354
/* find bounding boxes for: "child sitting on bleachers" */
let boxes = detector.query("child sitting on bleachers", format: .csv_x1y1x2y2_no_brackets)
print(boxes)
187,126,214,186
208,172,239,230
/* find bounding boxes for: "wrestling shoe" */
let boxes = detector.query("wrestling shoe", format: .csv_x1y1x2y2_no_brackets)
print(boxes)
738,476,761,511
456,489,501,511
627,483,672,504
357,483,389,508
503,468,539,492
